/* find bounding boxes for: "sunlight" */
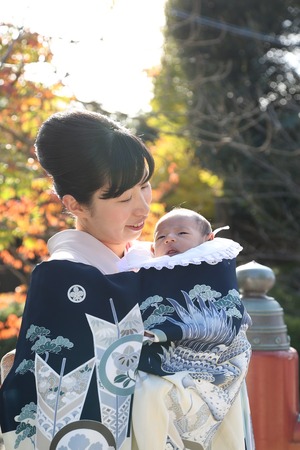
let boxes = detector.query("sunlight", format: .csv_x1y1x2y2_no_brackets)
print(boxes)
2,0,167,115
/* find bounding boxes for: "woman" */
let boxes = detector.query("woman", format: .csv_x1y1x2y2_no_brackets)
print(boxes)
0,110,253,450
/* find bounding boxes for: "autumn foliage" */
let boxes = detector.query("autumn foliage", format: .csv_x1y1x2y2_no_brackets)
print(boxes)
0,23,76,357
0,24,75,280
0,288,26,357
0,22,222,360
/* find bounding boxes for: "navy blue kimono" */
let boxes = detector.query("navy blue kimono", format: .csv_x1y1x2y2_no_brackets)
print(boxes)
0,258,251,449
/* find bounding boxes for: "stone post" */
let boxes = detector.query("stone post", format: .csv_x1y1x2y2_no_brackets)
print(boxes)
237,260,300,450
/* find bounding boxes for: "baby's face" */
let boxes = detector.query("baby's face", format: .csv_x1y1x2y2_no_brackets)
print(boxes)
153,215,208,257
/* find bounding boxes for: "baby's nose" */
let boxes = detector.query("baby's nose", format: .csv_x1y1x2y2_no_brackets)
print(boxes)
165,234,176,243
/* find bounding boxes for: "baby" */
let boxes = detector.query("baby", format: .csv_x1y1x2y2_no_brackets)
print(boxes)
118,207,237,272
152,207,214,257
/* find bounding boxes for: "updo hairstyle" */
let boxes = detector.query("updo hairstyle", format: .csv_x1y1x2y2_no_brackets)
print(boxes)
35,110,154,205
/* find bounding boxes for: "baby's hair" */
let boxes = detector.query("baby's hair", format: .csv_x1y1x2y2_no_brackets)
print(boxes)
155,207,212,236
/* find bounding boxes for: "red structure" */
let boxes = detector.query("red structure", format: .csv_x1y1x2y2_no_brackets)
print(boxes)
237,261,300,450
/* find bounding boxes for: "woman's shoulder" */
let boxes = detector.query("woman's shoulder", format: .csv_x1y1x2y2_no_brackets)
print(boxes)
33,259,102,279
47,229,121,274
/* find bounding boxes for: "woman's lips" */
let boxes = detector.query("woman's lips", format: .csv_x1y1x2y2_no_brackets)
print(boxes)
127,221,144,232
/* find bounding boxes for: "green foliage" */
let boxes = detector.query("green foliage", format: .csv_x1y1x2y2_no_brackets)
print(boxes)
0,301,24,321
151,0,300,326
161,0,300,262
269,263,300,317
285,315,300,357
143,124,224,228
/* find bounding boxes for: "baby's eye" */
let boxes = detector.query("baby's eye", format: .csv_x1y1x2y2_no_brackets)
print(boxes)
156,235,165,241
178,231,188,235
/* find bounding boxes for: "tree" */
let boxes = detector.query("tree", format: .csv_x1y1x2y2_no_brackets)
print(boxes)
133,37,223,234
0,23,75,286
160,0,300,266
146,0,300,360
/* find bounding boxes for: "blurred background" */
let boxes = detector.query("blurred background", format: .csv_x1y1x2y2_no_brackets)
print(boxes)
0,0,300,367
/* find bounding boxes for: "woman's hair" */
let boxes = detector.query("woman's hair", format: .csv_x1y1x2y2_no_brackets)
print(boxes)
34,110,155,204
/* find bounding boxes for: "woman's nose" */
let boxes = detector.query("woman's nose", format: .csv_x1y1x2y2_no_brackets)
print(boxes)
135,193,150,216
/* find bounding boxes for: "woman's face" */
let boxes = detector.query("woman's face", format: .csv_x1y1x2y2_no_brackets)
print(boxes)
76,181,152,257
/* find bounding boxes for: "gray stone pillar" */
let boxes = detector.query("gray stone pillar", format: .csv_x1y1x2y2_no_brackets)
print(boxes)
236,260,290,350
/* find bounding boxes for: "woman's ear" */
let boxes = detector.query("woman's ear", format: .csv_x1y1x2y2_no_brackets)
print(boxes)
62,195,87,217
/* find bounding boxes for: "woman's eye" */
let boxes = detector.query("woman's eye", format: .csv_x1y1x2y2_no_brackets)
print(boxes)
141,182,150,190
119,196,132,203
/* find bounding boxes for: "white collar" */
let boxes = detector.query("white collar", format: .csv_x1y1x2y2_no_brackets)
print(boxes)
47,229,121,274
117,237,243,272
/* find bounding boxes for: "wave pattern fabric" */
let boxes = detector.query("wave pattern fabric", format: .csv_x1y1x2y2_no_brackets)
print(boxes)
0,258,251,449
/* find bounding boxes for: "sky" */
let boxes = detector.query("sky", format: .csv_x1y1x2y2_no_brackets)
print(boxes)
2,0,167,116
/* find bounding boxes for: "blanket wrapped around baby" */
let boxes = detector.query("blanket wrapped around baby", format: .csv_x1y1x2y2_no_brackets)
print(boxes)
0,239,252,450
